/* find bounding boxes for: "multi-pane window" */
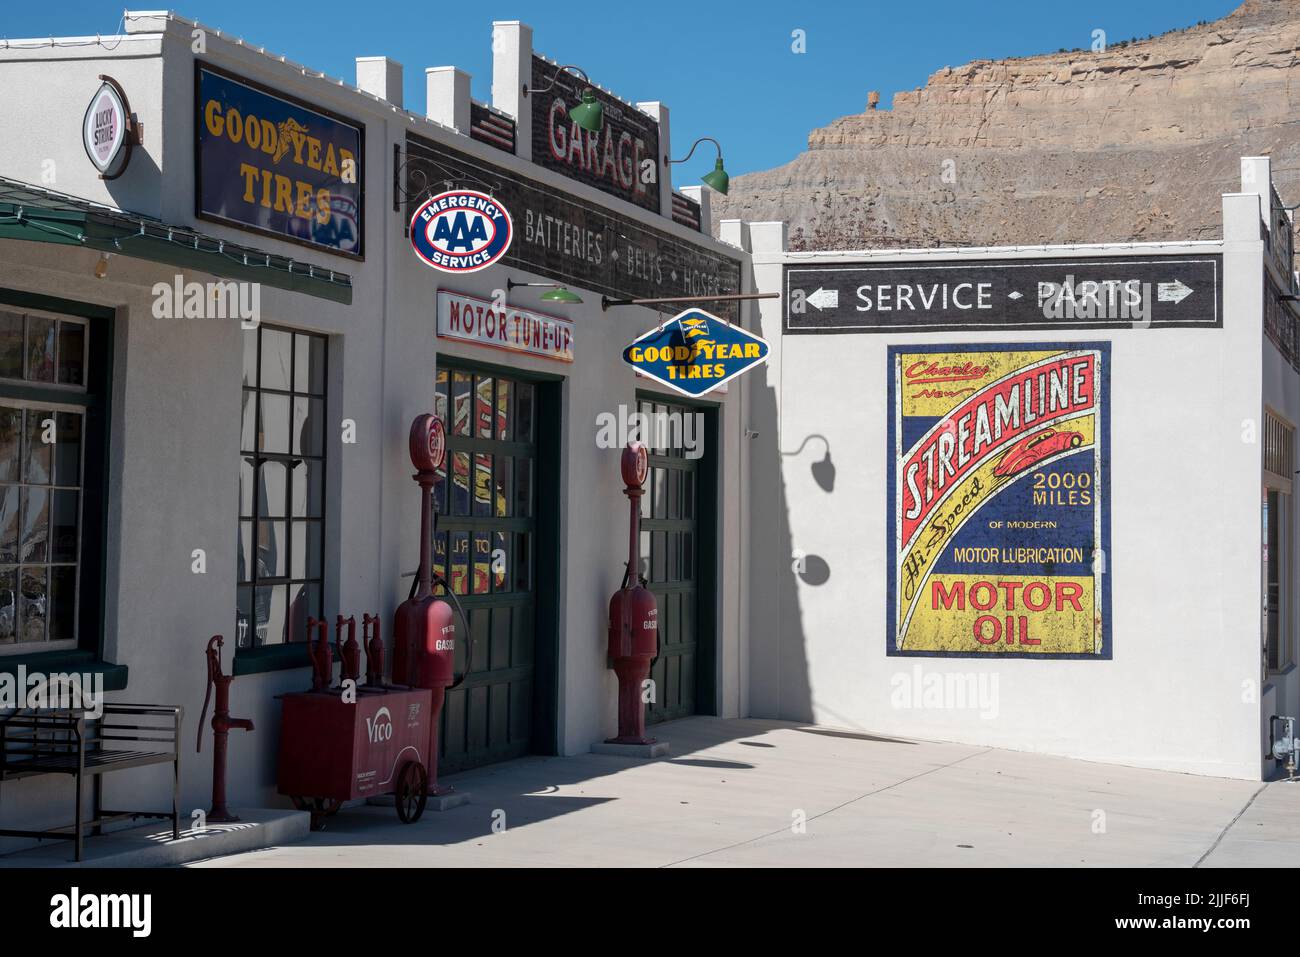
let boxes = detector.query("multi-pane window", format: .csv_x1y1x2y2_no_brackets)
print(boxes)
0,308,89,651
431,369,534,597
1264,410,1295,673
237,326,327,648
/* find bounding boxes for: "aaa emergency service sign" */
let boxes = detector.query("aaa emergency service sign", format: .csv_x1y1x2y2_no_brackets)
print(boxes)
622,309,769,397
887,343,1111,659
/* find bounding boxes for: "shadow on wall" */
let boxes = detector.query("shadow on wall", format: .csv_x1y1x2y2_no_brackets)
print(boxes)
782,435,833,587
748,367,816,722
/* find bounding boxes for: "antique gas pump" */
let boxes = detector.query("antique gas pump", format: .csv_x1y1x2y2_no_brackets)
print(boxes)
335,615,361,684
606,441,659,745
391,413,468,793
363,613,385,686
306,617,332,691
198,634,255,823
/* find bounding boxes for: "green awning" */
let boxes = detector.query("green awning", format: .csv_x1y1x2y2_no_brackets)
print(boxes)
0,176,352,305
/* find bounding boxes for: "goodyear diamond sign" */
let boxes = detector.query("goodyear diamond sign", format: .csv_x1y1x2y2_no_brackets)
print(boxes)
622,309,769,397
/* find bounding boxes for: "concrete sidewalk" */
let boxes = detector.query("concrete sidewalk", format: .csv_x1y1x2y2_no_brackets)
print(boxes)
191,717,1295,868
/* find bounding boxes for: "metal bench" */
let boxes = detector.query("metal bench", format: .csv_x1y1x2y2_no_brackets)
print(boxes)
0,703,182,861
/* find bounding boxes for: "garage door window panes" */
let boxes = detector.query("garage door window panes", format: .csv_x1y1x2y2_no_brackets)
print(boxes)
0,309,90,651
237,326,327,648
432,367,536,772
638,398,702,723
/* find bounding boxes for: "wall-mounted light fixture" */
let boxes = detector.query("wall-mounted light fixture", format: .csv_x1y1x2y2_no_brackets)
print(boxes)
522,65,603,133
506,277,583,304
667,137,729,195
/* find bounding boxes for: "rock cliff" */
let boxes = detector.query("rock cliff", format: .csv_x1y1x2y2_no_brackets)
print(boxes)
710,0,1300,251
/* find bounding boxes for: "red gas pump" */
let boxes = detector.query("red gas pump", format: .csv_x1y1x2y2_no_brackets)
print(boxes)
606,442,659,745
391,413,468,794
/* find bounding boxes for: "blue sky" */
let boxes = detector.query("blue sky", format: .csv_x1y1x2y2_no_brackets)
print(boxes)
7,1,1241,176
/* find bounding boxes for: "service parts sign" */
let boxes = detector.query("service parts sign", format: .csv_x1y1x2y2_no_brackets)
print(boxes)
196,64,363,256
887,343,1111,658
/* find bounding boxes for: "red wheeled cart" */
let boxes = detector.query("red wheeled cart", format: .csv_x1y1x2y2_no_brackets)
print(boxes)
277,685,433,830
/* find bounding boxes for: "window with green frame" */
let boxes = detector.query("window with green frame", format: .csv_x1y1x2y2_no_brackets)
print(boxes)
0,304,97,655
237,325,327,647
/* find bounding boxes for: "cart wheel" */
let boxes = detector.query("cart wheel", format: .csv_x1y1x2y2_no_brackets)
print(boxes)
395,762,428,824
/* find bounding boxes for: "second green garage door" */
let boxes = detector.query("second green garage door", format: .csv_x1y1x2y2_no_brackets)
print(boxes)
637,396,717,725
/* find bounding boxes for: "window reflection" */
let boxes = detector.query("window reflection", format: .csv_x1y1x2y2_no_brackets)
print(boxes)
237,326,328,647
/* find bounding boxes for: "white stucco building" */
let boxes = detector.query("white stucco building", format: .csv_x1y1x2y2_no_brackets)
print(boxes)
745,156,1300,781
0,10,1295,859
0,12,754,851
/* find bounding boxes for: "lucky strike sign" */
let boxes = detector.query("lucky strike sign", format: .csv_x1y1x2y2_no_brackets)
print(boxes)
887,343,1111,658
83,80,128,175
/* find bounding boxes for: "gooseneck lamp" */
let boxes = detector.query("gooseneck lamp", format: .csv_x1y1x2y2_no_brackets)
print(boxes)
507,278,583,304
667,137,730,195
522,65,604,133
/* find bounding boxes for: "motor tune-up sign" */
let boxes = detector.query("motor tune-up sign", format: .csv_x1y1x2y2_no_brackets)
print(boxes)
622,309,769,397
887,343,1111,658
436,290,573,362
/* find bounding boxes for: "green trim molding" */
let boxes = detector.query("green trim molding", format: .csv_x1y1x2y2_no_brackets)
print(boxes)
0,176,353,305
0,649,129,692
232,642,311,677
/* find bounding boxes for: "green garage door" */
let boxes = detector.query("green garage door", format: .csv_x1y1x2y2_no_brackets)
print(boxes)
432,367,541,773
637,396,716,724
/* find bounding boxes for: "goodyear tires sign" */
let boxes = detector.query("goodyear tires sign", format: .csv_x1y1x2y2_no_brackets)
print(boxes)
196,64,363,257
622,309,769,397
887,343,1111,658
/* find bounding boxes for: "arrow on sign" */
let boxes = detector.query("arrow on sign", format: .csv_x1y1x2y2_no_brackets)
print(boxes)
806,287,839,311
1157,279,1193,304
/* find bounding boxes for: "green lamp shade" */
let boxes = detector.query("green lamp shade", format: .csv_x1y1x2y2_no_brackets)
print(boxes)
569,90,604,133
540,286,583,304
701,157,729,195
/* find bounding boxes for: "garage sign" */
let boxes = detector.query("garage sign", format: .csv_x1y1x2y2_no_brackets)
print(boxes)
622,309,768,397
887,343,1111,658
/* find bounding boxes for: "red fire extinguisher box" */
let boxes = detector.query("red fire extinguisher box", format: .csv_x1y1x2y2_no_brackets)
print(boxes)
277,688,434,803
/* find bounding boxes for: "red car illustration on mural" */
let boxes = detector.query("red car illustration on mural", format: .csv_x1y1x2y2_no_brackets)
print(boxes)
993,427,1084,478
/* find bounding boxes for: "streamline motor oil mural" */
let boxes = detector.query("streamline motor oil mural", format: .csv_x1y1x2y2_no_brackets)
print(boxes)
887,343,1111,658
